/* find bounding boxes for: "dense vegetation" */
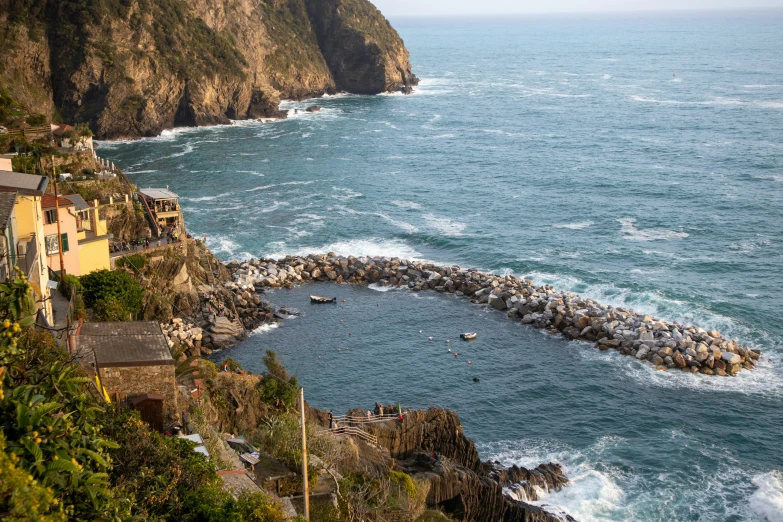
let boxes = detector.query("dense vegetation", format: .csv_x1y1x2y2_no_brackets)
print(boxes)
80,269,144,321
0,273,286,520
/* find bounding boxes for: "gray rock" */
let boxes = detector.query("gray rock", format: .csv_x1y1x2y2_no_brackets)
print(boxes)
721,352,742,365
489,294,507,310
635,346,650,360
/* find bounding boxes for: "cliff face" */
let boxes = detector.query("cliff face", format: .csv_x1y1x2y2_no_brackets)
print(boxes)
351,408,574,522
305,0,418,94
0,0,418,139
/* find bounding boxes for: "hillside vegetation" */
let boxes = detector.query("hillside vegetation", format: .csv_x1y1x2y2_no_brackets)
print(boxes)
0,0,418,139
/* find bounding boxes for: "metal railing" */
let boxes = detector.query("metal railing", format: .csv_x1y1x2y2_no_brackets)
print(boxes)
323,426,378,446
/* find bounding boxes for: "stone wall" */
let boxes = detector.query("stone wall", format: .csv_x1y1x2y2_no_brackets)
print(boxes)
99,364,178,418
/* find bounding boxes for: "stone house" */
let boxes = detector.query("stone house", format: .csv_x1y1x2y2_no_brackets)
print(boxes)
76,321,178,419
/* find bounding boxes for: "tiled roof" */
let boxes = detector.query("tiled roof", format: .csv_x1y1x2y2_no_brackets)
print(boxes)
41,194,75,209
77,321,174,368
0,192,16,232
52,124,74,136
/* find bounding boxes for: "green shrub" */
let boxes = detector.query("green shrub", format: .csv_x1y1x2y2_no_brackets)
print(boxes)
80,269,144,320
116,253,146,273
261,350,298,410
62,273,82,298
25,113,46,126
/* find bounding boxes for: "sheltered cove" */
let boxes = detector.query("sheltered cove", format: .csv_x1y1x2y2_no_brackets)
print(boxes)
227,253,761,376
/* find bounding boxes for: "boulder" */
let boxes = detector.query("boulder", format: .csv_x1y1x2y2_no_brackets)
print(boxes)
721,352,742,365
635,346,650,360
672,351,687,369
488,294,507,311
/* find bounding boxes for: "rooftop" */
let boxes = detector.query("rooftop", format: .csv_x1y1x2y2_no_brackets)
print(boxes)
41,194,75,209
64,194,90,211
139,188,179,200
52,124,74,136
218,471,261,498
77,321,174,368
0,171,49,196
0,192,16,232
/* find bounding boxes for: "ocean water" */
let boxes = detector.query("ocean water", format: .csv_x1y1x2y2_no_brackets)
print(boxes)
98,10,783,521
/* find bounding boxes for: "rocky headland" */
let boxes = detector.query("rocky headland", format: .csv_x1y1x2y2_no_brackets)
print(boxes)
225,253,761,376
305,404,573,521
0,0,418,139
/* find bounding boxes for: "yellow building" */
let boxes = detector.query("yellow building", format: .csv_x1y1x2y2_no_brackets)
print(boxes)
42,193,112,277
66,194,111,275
0,171,54,325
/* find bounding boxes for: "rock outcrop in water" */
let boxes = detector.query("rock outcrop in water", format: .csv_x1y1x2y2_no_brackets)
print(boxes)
328,407,573,522
0,0,417,139
227,254,761,376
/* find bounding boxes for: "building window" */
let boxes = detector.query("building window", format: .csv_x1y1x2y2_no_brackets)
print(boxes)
44,209,57,224
45,233,69,255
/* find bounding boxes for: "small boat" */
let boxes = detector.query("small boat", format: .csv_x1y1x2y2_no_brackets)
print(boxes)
310,295,337,304
460,332,477,340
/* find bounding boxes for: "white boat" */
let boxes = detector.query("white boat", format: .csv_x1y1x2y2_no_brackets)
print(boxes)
460,332,477,340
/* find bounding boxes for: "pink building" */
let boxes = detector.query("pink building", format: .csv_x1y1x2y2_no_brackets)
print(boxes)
41,194,80,277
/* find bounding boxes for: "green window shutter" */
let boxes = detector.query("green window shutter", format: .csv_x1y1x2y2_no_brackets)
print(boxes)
61,233,69,253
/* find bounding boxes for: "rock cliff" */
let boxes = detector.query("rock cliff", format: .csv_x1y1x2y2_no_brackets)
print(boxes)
344,408,573,522
0,0,418,139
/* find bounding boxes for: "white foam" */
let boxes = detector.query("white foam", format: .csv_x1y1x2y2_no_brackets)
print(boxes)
602,74,612,80
553,221,594,230
423,213,466,237
750,471,783,522
207,235,252,261
331,187,363,201
182,192,234,202
391,200,422,210
169,143,194,158
480,438,624,522
260,201,290,213
617,218,688,241
125,169,158,174
250,323,281,335
368,283,397,292
264,238,421,261
237,170,264,177
631,95,783,109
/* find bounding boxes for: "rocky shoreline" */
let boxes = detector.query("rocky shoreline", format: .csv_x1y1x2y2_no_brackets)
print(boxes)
226,253,761,376
313,406,574,522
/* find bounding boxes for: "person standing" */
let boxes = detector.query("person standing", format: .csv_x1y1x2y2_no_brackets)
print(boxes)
329,410,334,429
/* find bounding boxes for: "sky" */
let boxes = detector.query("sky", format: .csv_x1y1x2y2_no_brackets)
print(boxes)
370,0,783,17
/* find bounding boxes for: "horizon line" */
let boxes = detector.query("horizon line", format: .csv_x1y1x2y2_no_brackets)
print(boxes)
382,6,783,18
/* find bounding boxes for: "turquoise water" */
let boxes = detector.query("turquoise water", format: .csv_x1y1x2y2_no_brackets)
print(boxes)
99,10,783,521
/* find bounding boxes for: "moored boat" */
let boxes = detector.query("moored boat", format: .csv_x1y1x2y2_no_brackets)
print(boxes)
310,295,337,304
461,332,477,340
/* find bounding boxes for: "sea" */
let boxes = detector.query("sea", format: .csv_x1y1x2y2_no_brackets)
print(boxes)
97,10,783,521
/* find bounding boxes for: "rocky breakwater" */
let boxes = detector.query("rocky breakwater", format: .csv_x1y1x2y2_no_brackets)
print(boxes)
161,286,288,356
342,407,572,522
228,254,761,376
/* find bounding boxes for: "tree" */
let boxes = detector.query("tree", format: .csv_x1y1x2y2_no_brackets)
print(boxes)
80,269,144,321
74,123,92,149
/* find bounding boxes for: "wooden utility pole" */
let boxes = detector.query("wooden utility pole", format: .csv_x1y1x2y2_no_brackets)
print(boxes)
299,387,310,521
51,157,66,280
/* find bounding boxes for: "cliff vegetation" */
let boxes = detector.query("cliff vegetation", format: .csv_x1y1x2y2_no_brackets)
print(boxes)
0,0,418,139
